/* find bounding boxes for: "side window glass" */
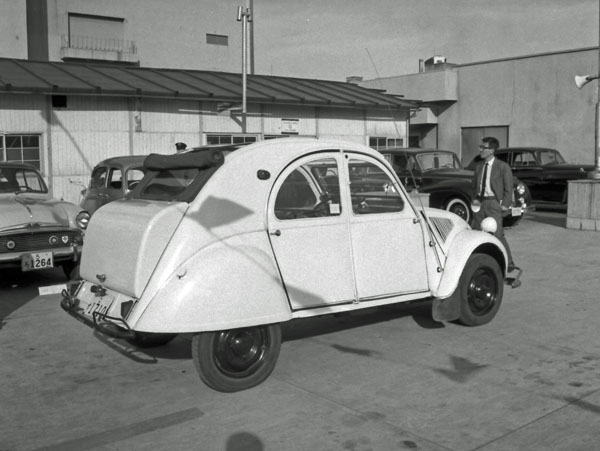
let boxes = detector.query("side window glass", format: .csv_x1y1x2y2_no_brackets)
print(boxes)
348,159,404,215
107,168,123,190
274,157,341,220
90,166,108,189
126,168,145,190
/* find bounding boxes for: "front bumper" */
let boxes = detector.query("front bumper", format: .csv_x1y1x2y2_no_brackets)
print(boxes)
0,244,81,269
60,281,136,339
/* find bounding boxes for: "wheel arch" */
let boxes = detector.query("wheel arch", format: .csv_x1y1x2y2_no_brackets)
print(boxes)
432,231,507,300
132,236,292,333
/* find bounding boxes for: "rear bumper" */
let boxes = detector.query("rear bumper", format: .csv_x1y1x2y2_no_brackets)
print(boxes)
60,283,135,340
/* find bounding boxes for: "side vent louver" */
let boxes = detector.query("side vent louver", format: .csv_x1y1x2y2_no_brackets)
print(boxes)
430,217,454,242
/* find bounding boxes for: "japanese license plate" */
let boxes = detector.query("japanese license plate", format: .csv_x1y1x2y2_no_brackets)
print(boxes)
83,295,115,318
21,252,54,271
511,207,522,217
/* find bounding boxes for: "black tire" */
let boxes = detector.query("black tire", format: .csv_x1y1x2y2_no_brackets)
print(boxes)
192,324,282,392
126,332,177,348
445,197,471,223
457,254,503,326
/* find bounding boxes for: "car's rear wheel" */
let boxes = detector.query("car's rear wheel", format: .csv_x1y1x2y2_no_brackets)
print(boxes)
457,254,503,326
445,197,471,223
126,332,177,348
192,324,281,392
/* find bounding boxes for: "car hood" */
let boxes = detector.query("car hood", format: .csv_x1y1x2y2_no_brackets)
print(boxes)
79,199,188,298
0,195,72,232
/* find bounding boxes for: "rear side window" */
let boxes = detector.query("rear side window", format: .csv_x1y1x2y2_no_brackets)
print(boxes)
274,157,341,220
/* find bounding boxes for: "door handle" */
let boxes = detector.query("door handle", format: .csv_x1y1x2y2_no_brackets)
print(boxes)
269,229,281,236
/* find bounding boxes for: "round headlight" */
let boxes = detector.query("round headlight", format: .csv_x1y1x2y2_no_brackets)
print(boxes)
516,182,526,195
6,240,16,250
76,211,90,230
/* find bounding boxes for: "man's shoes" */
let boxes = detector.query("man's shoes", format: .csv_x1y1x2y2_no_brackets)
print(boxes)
507,262,517,272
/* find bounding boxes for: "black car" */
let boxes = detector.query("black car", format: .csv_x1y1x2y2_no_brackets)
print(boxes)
381,148,530,226
467,147,594,208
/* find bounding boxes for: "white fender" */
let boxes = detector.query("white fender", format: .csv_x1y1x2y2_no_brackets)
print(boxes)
432,229,507,299
132,232,291,333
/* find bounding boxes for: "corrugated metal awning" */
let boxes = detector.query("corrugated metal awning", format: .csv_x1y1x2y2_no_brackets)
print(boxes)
0,58,415,110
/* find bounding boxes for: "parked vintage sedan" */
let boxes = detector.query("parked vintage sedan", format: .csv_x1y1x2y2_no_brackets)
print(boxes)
80,156,146,215
381,148,530,226
466,147,594,208
62,138,513,392
0,162,89,278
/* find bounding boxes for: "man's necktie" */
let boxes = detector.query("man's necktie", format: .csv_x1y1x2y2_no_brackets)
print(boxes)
480,162,489,198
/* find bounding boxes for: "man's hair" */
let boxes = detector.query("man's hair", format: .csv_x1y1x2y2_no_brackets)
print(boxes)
482,136,499,150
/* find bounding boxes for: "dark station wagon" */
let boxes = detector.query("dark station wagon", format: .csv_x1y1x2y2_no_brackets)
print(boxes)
381,148,531,226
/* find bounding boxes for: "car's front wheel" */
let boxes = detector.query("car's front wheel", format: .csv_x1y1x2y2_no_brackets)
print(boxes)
457,254,503,326
445,197,471,223
192,324,282,392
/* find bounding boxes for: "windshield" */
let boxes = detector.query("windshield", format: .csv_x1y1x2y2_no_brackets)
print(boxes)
416,152,462,171
537,149,566,166
0,166,48,194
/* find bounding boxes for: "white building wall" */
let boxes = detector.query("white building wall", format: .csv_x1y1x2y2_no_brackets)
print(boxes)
1,93,409,204
44,0,241,72
0,0,28,59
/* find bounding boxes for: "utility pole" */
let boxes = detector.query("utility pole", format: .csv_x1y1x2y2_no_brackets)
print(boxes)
237,5,252,115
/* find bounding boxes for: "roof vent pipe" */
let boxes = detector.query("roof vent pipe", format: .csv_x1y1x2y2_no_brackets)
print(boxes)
419,59,424,73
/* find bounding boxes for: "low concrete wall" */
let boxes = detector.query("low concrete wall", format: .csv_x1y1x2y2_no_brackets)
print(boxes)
566,180,600,231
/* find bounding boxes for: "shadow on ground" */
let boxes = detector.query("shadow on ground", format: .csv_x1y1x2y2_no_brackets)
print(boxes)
524,208,566,228
0,267,67,324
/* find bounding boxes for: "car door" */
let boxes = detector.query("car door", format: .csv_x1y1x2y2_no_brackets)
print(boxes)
267,152,357,311
345,153,429,300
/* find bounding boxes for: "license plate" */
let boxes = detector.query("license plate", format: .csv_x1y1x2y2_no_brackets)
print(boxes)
511,207,522,217
83,295,115,318
22,252,54,271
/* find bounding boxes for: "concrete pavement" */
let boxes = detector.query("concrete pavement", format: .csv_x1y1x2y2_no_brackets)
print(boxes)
1,210,600,451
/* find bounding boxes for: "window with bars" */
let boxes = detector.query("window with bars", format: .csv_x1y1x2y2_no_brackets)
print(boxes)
369,137,404,150
206,134,258,145
1,135,41,169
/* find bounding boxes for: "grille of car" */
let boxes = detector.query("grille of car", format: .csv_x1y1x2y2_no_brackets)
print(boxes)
430,217,454,242
0,230,81,253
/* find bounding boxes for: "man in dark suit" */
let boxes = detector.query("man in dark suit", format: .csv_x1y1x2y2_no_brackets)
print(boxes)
472,136,516,271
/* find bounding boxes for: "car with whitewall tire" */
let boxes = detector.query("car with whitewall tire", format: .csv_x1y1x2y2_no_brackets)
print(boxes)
381,148,531,226
61,139,514,392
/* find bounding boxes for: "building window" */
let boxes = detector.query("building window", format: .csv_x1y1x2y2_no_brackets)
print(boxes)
369,137,404,150
67,13,132,53
1,135,41,169
206,134,257,145
206,34,228,46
